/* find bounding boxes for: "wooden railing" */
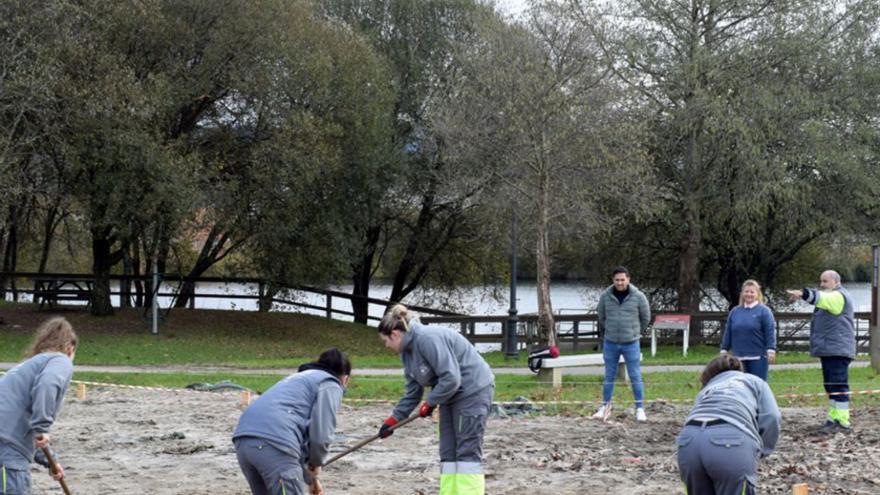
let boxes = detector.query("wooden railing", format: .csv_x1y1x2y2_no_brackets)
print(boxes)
423,311,874,352
0,272,460,322
2,272,872,351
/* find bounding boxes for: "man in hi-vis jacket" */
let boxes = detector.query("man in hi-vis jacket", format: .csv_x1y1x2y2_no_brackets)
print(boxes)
788,270,856,434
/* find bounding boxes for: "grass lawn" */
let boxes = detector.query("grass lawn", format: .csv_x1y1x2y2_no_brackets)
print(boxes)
69,366,880,412
0,303,826,368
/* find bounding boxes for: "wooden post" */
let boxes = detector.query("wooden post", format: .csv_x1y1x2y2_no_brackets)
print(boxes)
76,382,86,400
792,483,808,495
240,391,253,408
572,320,580,350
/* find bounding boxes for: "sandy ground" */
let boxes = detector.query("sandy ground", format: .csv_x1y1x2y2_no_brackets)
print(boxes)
28,386,880,495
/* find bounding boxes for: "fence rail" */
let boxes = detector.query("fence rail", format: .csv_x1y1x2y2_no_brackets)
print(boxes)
1,272,872,352
423,311,873,353
0,272,459,322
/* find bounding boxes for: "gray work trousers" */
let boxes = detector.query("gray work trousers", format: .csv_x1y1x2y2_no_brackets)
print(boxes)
676,423,760,495
438,385,494,473
234,437,305,495
0,443,31,495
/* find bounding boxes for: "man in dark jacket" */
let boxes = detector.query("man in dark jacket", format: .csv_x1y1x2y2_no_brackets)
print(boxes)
787,270,856,433
594,266,651,422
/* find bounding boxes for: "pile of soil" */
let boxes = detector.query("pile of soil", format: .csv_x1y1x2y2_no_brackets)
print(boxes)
31,387,880,494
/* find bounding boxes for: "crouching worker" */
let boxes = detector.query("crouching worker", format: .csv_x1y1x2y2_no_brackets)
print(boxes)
377,304,495,495
0,317,77,494
233,348,351,495
677,355,781,495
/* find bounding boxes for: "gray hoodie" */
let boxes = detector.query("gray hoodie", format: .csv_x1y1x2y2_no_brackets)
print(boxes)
392,322,495,421
685,370,781,457
233,369,343,469
0,352,73,465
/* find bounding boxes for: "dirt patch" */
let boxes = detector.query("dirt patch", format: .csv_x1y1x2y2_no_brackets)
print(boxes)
30,387,880,494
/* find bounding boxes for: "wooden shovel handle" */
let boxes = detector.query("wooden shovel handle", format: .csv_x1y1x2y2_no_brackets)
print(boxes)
40,446,72,495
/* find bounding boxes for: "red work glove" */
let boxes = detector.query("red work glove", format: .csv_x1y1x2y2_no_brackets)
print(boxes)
378,416,398,438
418,401,436,418
549,345,560,358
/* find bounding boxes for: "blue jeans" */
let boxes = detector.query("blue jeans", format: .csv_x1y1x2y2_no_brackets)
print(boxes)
740,357,769,382
603,339,644,408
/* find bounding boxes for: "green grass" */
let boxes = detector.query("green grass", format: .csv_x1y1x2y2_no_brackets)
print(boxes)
0,303,392,367
69,366,880,413
0,302,861,373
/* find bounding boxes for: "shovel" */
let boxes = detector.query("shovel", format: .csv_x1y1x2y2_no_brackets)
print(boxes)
307,414,420,493
322,414,420,468
40,447,72,495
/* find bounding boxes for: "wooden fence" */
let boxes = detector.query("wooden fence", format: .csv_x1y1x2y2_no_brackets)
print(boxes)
1,272,872,352
423,311,874,353
0,272,459,322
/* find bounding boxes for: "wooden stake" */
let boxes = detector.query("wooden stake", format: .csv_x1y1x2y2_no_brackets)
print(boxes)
76,383,86,400
792,483,808,495
239,391,252,408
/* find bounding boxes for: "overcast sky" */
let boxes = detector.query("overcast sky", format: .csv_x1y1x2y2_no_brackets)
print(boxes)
495,0,530,17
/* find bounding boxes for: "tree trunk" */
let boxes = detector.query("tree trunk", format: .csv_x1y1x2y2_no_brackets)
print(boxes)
677,206,702,316
132,241,144,307
258,281,276,312
351,225,381,324
120,249,133,308
388,189,441,303
2,215,19,301
535,166,556,347
90,234,115,316
37,206,64,274
174,225,237,308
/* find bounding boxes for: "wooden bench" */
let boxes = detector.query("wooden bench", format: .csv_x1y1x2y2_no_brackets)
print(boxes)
537,353,642,389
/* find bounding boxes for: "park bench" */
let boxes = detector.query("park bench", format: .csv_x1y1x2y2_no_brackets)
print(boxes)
33,277,93,309
537,352,642,389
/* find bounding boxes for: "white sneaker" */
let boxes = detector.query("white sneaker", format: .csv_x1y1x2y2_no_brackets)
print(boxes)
592,403,612,421
636,408,647,422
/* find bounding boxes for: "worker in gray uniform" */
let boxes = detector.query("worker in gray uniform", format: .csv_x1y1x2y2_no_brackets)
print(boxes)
0,317,77,494
233,348,351,495
377,304,495,495
676,354,781,495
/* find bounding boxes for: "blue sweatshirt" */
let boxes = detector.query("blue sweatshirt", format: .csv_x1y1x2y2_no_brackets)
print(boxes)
0,353,73,466
721,304,776,357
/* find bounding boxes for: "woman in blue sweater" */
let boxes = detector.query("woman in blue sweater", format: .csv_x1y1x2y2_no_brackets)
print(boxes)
720,279,776,381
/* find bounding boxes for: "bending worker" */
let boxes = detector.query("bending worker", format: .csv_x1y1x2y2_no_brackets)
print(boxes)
677,355,781,495
233,348,351,495
377,304,495,495
0,317,77,494
787,269,856,433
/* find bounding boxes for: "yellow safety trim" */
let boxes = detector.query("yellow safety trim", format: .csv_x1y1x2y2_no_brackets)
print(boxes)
453,473,485,495
3,464,6,494
742,479,747,495
439,473,456,495
816,291,845,316
280,479,287,495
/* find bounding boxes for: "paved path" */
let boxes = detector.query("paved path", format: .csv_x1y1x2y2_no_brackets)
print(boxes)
1,361,871,376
